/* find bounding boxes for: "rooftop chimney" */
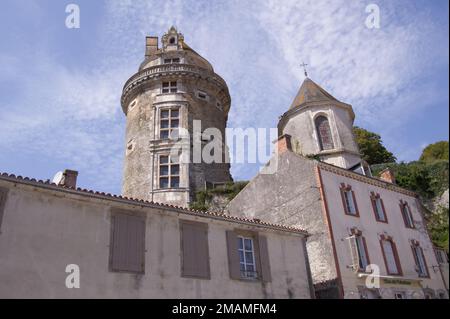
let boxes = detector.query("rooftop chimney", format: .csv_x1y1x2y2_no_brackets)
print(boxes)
62,169,78,188
145,36,158,57
275,134,292,154
379,168,396,184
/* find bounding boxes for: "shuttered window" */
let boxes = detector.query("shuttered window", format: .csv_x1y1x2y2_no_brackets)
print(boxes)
0,187,8,231
226,230,272,282
412,245,429,277
180,220,210,279
110,212,146,274
348,234,370,272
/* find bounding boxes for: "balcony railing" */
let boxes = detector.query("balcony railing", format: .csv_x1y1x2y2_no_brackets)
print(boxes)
122,63,228,96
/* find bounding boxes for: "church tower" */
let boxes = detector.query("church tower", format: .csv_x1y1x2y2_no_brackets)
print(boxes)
120,27,232,207
278,77,362,169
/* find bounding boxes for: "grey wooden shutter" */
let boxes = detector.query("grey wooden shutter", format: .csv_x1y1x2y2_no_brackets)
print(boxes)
0,187,8,231
110,212,145,273
180,221,210,279
258,235,272,282
226,230,241,280
347,235,359,272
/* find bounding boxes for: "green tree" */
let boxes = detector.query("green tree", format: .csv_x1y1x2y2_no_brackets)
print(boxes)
420,141,449,162
353,126,396,165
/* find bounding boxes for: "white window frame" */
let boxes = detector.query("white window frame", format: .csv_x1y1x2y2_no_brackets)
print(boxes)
382,239,400,275
159,108,179,140
413,245,428,277
158,154,180,189
355,235,369,271
374,197,386,221
238,236,257,279
402,203,414,228
344,190,356,215
162,81,178,94
163,57,181,64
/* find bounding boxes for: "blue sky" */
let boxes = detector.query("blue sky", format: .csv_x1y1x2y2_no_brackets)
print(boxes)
0,0,448,194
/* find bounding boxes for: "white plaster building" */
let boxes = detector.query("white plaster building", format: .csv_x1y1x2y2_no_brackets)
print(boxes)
227,77,449,299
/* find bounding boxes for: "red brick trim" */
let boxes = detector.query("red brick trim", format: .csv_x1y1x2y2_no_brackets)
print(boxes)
316,166,344,299
317,162,416,197
339,183,359,217
380,237,403,276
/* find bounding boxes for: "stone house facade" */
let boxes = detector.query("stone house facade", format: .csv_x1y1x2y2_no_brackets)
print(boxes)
226,77,449,299
0,173,312,298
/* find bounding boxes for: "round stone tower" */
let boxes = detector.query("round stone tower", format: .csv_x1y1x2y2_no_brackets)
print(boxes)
120,27,232,207
278,77,361,169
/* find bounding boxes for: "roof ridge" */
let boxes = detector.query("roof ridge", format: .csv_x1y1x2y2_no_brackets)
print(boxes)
0,171,308,235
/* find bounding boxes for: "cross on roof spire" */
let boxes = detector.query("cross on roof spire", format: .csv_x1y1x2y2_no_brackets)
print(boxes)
300,62,308,77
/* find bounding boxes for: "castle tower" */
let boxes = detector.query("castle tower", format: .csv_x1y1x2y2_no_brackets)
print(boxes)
278,77,362,169
120,27,232,207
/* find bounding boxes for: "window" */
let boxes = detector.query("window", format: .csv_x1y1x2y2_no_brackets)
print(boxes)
128,99,137,111
400,201,414,229
159,108,179,140
163,57,180,64
394,292,406,299
126,139,135,155
348,230,370,272
0,187,8,231
109,211,146,274
238,236,257,279
380,238,402,276
315,115,334,150
371,193,387,222
412,243,429,277
162,81,177,93
225,231,272,282
197,91,208,100
340,184,358,216
435,248,448,264
159,155,180,189
180,220,210,279
355,235,370,271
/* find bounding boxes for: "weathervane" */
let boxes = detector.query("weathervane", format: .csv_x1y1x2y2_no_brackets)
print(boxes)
300,62,308,77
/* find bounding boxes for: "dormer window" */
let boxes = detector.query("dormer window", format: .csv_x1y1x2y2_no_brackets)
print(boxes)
163,57,180,64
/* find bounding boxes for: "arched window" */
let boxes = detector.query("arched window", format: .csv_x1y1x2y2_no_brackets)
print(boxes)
315,115,334,150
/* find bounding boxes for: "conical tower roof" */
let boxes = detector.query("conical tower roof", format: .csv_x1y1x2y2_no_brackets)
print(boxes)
289,78,339,109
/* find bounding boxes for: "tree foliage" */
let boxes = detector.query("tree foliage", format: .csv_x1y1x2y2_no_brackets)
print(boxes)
353,126,396,165
420,141,449,162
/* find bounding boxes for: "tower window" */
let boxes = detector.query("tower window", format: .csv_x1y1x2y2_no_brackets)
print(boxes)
197,90,208,100
159,108,179,140
159,155,180,189
163,58,180,64
315,115,334,150
169,37,176,44
162,81,178,94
